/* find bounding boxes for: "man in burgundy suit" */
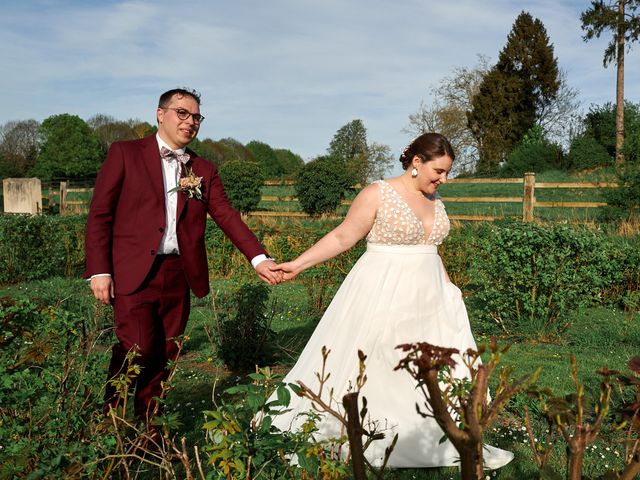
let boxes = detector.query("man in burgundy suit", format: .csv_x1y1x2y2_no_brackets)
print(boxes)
84,88,281,420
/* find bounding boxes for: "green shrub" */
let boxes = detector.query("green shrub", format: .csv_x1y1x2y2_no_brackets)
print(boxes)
438,223,478,292
218,160,264,213
202,366,361,480
566,135,613,171
500,141,563,177
583,101,640,160
0,298,114,478
469,221,621,339
295,156,350,216
602,163,640,222
215,282,276,370
0,214,86,284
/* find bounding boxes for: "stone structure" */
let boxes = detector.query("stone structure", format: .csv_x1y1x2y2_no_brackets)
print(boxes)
2,178,42,214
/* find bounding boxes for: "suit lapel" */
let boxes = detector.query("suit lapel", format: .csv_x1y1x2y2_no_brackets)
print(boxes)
176,155,197,222
141,136,165,208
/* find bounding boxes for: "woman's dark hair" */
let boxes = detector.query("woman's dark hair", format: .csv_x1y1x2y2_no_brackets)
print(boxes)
399,133,455,170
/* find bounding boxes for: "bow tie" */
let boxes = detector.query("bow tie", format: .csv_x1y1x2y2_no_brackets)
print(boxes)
160,146,190,164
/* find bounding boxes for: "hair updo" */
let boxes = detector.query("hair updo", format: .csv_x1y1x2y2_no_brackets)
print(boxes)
399,133,455,170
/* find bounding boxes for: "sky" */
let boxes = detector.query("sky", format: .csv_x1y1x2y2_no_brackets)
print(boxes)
1,0,638,172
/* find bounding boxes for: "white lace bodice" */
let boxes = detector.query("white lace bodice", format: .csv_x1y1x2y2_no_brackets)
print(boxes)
366,180,450,246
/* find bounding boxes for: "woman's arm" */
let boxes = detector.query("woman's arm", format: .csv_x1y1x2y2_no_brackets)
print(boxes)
277,183,380,280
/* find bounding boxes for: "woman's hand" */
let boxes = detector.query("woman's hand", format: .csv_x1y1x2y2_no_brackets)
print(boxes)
275,261,302,281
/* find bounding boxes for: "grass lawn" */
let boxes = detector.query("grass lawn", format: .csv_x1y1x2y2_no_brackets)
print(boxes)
186,276,638,478
0,220,640,480
1,261,635,478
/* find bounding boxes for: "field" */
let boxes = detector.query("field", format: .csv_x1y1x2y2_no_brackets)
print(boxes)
2,167,637,478
1,267,637,479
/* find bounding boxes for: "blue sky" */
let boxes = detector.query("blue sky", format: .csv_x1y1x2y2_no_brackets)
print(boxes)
1,0,638,169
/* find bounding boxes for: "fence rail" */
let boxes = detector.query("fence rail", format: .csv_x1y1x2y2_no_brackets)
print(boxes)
252,172,617,222
46,173,617,221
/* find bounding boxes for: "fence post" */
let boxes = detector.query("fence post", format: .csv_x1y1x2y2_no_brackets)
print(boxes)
522,172,535,222
47,187,54,212
60,181,67,215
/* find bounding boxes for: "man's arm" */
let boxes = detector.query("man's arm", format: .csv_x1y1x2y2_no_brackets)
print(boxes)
203,162,282,284
84,143,125,284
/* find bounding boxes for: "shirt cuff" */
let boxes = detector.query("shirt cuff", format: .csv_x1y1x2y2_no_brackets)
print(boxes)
89,273,112,280
251,254,273,268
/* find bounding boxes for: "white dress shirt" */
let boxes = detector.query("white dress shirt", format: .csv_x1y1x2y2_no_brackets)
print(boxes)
157,134,183,255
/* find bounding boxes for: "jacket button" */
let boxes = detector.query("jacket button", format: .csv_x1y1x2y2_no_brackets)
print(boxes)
150,250,156,255
158,227,164,232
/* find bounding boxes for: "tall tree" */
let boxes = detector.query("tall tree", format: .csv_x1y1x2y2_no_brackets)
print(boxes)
246,140,284,178
328,119,394,183
328,119,368,183
273,148,304,177
87,114,136,154
363,142,394,181
31,114,102,179
128,119,156,139
0,119,39,177
218,138,256,164
407,56,491,173
468,11,560,173
468,69,528,174
328,119,368,163
581,0,640,165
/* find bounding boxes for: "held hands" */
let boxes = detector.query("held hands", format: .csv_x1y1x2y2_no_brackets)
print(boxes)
274,261,302,282
255,260,302,285
255,260,284,285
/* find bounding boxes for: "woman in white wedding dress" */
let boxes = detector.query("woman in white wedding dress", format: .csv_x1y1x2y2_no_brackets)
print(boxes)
273,133,513,469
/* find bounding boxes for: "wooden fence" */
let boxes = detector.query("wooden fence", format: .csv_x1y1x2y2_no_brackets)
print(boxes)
50,173,617,222
255,173,616,222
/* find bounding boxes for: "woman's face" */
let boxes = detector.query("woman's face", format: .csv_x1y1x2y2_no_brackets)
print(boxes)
413,154,453,195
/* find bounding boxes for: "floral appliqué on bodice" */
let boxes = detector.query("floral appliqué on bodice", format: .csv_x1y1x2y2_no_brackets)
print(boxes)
366,180,450,246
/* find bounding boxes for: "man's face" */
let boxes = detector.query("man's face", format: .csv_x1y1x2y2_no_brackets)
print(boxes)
156,94,201,149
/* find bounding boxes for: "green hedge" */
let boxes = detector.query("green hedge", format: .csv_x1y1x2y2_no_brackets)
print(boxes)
467,220,624,339
218,160,264,213
2,214,638,342
0,297,113,478
0,214,86,284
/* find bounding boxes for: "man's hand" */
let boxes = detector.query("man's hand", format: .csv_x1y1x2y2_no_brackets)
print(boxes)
90,276,115,304
255,260,284,285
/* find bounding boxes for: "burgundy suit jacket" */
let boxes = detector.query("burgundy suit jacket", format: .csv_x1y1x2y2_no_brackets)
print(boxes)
84,135,266,298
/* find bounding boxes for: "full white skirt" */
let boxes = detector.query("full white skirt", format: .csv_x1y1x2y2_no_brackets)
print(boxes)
272,244,513,469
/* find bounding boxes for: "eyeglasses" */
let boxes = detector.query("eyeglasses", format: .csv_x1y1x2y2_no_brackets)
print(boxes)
163,107,205,124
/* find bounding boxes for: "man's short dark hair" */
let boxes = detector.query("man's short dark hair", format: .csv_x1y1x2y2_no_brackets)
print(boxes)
158,88,201,108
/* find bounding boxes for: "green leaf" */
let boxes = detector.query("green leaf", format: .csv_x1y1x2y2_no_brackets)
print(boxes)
276,385,291,406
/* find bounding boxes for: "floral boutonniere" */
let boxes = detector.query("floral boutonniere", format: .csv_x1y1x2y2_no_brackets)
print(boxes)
169,167,204,200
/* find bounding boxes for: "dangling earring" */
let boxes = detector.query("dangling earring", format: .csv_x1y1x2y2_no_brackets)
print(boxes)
411,167,418,178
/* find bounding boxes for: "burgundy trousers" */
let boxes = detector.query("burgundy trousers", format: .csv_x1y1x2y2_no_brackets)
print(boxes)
105,254,190,420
